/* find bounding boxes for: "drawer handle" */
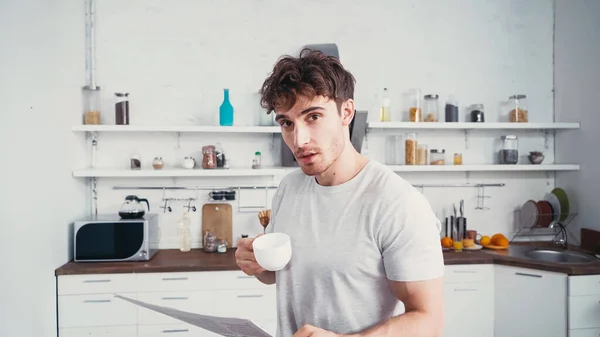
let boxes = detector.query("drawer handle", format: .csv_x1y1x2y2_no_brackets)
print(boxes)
237,275,255,279
83,279,111,283
515,272,542,278
237,294,264,298
162,277,189,281
454,288,478,292
83,299,111,303
162,329,189,333
161,297,189,300
453,270,477,274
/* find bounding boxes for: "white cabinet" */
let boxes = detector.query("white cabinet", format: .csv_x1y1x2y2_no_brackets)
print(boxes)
443,264,494,337
568,275,600,336
494,265,568,337
57,271,276,337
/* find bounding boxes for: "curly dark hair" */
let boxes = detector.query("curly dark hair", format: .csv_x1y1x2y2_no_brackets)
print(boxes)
259,48,356,114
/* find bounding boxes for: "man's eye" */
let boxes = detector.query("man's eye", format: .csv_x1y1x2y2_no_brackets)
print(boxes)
280,120,293,127
309,114,320,121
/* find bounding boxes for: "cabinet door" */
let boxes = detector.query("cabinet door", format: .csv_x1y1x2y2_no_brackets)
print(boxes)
59,325,137,337
444,282,494,337
494,265,567,337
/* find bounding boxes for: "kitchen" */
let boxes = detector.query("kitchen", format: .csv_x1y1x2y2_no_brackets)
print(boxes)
2,1,600,337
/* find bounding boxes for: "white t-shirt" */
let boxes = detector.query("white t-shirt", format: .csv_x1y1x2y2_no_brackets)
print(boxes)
265,160,444,337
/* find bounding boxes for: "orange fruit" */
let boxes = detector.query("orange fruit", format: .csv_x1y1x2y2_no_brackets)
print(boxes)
480,236,491,246
495,237,509,247
441,237,453,248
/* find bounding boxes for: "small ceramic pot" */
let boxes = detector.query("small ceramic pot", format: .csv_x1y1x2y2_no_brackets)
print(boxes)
528,151,545,164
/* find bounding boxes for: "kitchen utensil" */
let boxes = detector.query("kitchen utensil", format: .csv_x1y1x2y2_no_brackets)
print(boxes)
118,195,150,219
519,200,540,228
202,203,233,247
551,188,570,222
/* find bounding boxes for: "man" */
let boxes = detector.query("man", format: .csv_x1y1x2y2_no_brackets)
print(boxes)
235,49,444,337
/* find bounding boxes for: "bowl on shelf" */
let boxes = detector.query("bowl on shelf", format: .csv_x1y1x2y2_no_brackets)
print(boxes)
528,151,545,164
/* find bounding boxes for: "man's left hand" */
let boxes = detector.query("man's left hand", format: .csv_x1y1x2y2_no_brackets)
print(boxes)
292,324,349,337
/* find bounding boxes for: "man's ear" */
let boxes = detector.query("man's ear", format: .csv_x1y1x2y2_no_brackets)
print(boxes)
340,99,355,126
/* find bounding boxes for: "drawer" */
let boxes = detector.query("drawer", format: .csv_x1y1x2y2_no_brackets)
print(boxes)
58,274,137,295
138,324,221,337
137,271,272,292
59,325,137,337
569,328,600,337
569,295,600,329
137,291,218,325
444,264,494,284
215,289,277,321
58,293,138,328
570,275,600,296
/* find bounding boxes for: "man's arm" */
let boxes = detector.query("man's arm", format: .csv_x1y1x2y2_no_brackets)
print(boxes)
351,277,444,337
255,270,276,285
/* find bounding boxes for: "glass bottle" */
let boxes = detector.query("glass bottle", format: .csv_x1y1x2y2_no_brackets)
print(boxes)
405,133,417,165
380,88,391,122
423,94,439,122
219,88,234,126
179,213,191,252
115,93,130,125
83,86,101,125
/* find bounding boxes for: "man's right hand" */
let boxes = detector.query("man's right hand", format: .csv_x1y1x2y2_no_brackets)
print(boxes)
235,235,266,276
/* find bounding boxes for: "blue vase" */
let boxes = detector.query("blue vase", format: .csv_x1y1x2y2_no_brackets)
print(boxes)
219,88,234,126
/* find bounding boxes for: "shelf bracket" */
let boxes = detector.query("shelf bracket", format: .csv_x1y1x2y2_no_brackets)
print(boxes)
91,131,98,168
92,177,98,215
177,132,181,149
542,130,553,150
464,130,469,149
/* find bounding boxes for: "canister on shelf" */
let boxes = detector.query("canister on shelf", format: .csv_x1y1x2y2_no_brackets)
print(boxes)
468,104,485,122
83,86,101,125
445,96,459,122
430,149,446,165
202,145,217,169
499,135,519,164
405,133,417,165
453,153,463,165
408,89,422,122
508,94,528,122
423,94,439,122
417,144,428,165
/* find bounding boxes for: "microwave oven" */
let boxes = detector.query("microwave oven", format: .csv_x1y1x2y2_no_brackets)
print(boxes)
73,213,159,262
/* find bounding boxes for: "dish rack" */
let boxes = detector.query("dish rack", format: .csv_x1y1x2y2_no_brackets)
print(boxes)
511,208,579,245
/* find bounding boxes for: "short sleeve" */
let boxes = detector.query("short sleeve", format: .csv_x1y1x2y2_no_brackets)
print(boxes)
376,191,444,282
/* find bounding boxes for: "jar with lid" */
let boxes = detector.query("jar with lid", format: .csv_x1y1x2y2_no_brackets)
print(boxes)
453,153,463,165
508,94,528,122
215,143,226,168
430,149,446,165
416,144,428,165
216,238,228,253
404,133,417,165
83,86,101,125
152,157,164,170
468,104,485,122
445,95,459,122
252,151,262,169
202,145,217,169
499,135,519,164
408,89,422,122
423,94,439,122
115,93,130,125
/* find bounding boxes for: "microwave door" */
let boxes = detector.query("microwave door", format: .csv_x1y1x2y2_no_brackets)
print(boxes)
75,222,145,262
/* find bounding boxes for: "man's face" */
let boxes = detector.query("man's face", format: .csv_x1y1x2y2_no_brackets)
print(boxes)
274,95,352,176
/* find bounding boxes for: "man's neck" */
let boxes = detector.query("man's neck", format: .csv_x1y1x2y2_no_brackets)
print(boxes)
315,146,369,186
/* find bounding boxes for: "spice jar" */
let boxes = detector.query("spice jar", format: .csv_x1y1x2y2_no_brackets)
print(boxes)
216,238,228,253
115,92,130,125
430,149,446,165
83,86,101,125
152,157,164,170
182,156,195,169
405,133,417,165
423,94,439,122
202,145,217,169
499,135,519,164
215,143,226,168
408,89,422,122
508,94,528,122
468,104,485,122
417,144,428,165
252,151,262,169
203,231,217,253
453,153,463,165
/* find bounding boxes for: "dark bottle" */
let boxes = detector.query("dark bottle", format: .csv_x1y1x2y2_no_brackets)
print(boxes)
115,93,130,125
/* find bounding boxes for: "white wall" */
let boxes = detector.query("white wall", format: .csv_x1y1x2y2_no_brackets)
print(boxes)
90,0,558,247
0,1,88,336
555,0,600,243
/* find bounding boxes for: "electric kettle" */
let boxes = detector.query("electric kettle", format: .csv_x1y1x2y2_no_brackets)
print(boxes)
119,195,150,219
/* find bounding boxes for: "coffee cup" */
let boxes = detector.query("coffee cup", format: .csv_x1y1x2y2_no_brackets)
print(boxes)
252,233,292,271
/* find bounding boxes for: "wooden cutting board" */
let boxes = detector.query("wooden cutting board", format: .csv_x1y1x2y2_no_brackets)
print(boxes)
202,203,233,247
581,228,600,255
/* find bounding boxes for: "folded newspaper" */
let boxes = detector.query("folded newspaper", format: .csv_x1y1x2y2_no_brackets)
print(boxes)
114,294,272,337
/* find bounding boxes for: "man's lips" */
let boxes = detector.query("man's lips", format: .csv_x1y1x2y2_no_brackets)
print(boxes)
296,152,318,163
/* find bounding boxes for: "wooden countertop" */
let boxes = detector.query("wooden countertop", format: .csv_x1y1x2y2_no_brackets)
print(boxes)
55,242,600,276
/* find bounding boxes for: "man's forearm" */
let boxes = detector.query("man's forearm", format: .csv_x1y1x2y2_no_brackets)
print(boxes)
255,270,276,285
350,310,443,337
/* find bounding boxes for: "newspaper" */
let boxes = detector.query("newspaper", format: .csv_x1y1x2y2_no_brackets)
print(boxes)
114,294,272,337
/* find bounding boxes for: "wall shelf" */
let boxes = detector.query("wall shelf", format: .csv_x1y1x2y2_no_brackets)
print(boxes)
367,122,580,130
72,125,281,133
387,164,580,172
72,168,288,178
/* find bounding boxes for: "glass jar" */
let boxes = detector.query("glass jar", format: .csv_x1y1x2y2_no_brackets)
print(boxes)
408,89,422,122
430,149,446,165
468,104,485,122
499,135,519,164
83,86,101,125
445,95,459,122
152,157,164,170
404,133,417,165
215,143,226,168
202,145,217,169
417,144,428,165
216,237,228,253
252,151,262,169
115,92,130,125
423,94,439,122
453,153,463,165
508,94,528,122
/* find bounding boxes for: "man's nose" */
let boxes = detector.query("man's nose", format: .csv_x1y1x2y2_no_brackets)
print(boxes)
293,124,311,148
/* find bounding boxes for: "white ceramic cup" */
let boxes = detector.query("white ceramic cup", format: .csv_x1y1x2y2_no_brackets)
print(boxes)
252,233,292,271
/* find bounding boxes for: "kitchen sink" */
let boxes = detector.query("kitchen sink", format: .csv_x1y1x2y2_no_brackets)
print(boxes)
524,249,596,264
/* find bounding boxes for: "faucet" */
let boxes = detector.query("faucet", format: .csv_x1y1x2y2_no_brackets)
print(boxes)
549,222,568,249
